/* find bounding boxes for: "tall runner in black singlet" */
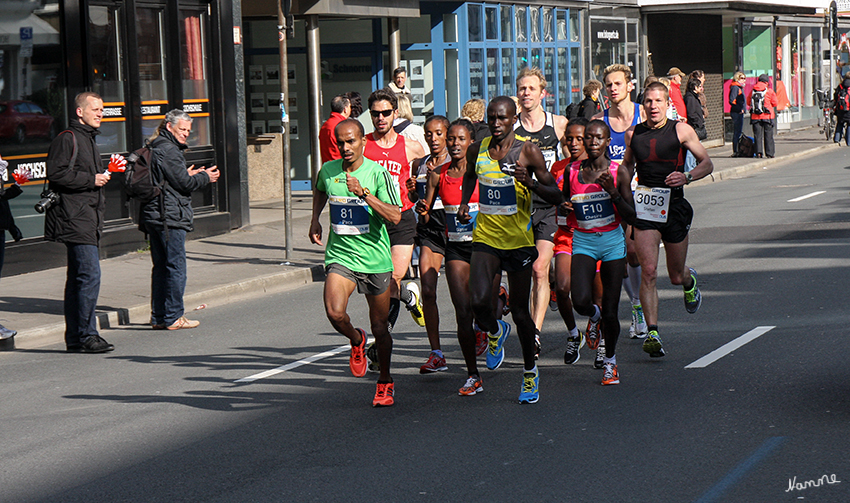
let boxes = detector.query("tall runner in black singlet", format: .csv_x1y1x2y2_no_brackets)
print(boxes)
514,67,569,358
622,81,713,358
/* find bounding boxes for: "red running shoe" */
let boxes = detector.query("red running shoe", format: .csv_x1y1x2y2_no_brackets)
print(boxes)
349,328,368,377
372,382,395,407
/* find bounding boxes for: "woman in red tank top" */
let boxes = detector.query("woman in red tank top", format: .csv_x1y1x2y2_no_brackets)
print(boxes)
417,119,488,396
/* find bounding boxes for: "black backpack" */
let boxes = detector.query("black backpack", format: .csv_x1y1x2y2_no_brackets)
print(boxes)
123,141,163,203
565,102,580,119
750,89,767,115
837,86,850,112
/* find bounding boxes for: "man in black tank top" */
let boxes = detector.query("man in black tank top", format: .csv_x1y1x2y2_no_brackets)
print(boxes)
513,67,569,351
622,82,713,359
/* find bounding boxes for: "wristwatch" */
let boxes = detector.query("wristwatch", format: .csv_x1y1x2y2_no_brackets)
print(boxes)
685,172,693,184
359,187,371,200
532,179,540,191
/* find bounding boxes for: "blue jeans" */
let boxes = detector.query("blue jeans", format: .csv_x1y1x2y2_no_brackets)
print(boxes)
731,112,744,152
147,225,187,326
834,119,849,145
64,244,101,346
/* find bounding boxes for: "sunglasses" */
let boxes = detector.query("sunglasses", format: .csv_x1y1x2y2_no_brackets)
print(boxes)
370,109,394,118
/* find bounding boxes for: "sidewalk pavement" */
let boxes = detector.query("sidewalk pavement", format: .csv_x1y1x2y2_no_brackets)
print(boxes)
0,126,838,350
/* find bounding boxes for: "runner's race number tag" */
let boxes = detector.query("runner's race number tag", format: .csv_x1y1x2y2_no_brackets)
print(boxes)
329,196,370,235
444,203,478,242
479,176,517,215
634,186,670,223
571,191,616,230
416,173,442,209
557,204,569,226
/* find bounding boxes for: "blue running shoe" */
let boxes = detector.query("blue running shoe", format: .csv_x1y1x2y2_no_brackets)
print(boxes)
518,366,539,404
486,320,511,370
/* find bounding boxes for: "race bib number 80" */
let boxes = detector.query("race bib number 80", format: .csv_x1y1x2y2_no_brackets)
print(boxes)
479,177,517,215
329,196,370,235
634,186,671,223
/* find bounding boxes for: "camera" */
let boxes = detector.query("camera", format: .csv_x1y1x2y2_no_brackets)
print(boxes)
34,189,60,214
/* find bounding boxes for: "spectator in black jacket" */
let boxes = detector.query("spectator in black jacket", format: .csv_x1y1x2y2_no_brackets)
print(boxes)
577,79,603,119
45,92,114,353
684,76,706,172
144,109,219,331
729,72,746,156
0,154,25,339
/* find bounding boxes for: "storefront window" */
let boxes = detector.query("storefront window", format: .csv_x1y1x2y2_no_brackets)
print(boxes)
530,8,541,43
443,13,457,43
544,48,555,110
137,8,168,139
531,48,541,72
89,5,126,154
570,10,581,43
543,8,554,43
516,47,528,76
468,4,482,43
501,6,513,43
502,48,514,95
557,11,568,41
485,7,498,40
590,19,626,79
487,48,498,99
470,48,483,99
743,24,773,77
571,47,581,102
0,0,63,238
558,47,568,110
180,10,212,146
516,6,527,43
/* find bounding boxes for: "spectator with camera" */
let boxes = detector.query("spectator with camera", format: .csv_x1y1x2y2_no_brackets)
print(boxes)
45,91,114,353
143,109,219,331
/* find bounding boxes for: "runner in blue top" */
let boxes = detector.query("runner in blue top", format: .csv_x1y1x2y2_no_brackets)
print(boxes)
593,63,648,341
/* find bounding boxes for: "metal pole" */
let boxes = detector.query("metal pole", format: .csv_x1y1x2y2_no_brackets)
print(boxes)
830,5,835,94
389,17,401,71
306,15,322,184
278,0,292,260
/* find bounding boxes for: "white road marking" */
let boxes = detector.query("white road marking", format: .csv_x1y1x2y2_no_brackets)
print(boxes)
685,326,775,369
787,191,825,202
235,344,351,383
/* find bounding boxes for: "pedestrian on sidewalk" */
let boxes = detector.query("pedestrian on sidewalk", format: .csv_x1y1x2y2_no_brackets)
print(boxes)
748,74,778,158
319,94,350,163
45,92,114,353
0,154,27,339
832,73,850,145
144,109,219,331
728,72,746,156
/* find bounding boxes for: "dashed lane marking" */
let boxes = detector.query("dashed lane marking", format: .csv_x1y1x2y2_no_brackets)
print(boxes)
235,344,351,383
685,326,775,369
787,190,825,202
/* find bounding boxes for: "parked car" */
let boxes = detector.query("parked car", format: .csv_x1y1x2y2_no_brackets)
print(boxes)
0,100,57,144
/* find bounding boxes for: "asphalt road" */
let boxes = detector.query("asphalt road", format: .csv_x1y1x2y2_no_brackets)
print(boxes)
2,148,850,502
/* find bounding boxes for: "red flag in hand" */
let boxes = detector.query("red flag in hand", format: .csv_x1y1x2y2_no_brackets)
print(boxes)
12,167,30,185
108,153,127,173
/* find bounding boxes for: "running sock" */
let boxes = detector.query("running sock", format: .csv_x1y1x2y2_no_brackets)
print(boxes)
684,272,696,291
648,324,658,334
524,364,538,373
569,327,579,338
603,354,617,365
432,349,444,359
628,265,642,304
622,277,637,305
388,298,401,329
399,284,414,307
590,304,601,322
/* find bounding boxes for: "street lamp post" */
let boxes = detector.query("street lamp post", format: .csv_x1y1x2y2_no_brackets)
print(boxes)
278,0,293,260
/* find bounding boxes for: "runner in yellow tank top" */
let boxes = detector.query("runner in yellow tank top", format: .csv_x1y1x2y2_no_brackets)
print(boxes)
457,96,562,405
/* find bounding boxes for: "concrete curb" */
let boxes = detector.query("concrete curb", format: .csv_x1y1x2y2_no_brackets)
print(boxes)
690,143,839,187
13,264,326,348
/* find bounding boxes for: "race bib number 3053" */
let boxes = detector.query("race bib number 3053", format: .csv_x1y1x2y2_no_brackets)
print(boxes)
634,186,671,223
329,196,370,235
478,177,517,215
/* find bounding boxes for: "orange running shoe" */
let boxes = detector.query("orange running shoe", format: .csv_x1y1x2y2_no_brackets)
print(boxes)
372,382,395,407
499,283,510,316
602,362,619,385
349,328,368,377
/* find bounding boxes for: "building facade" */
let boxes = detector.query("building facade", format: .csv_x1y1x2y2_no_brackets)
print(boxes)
0,0,246,275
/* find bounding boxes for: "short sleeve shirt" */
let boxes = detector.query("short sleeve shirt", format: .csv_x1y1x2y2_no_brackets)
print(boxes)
315,158,399,274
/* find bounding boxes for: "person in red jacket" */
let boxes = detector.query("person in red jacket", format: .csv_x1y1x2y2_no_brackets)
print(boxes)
747,74,779,158
319,94,351,163
667,67,688,122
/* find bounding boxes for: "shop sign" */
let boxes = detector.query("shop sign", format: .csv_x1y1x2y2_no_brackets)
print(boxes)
20,27,33,58
592,22,623,43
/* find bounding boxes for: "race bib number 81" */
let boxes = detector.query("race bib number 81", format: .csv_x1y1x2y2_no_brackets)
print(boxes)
479,177,517,215
329,196,370,235
634,186,671,223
